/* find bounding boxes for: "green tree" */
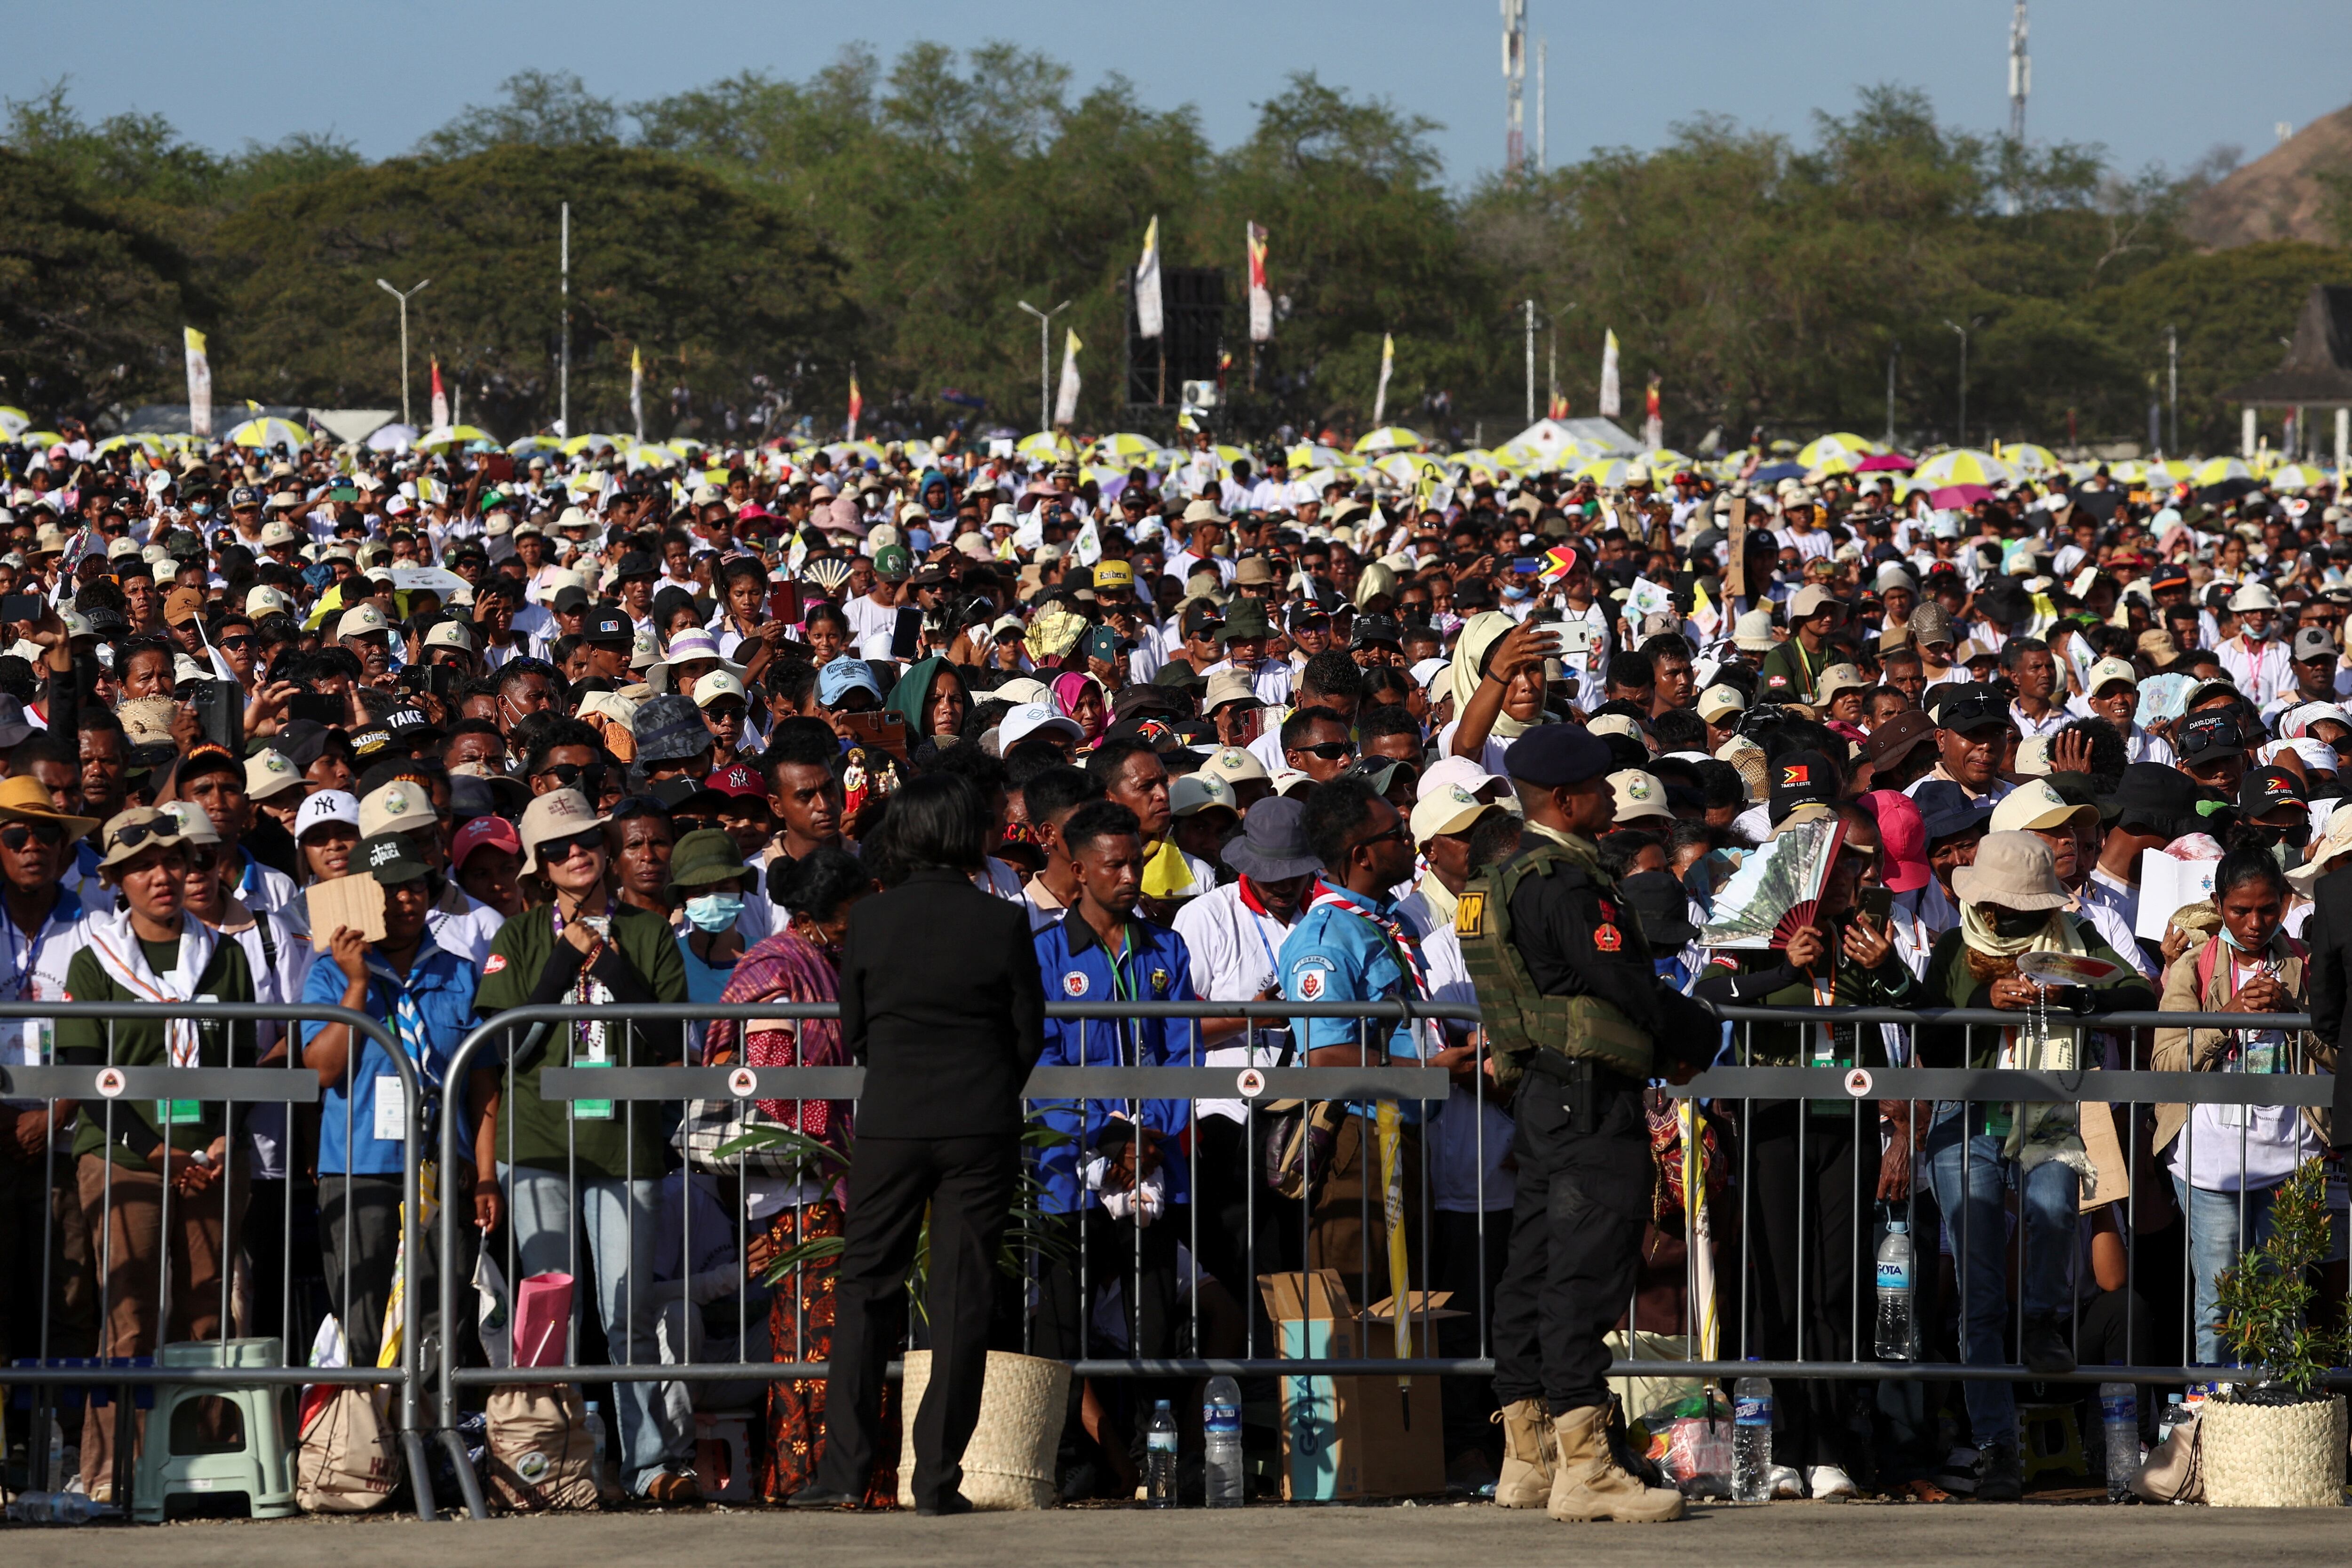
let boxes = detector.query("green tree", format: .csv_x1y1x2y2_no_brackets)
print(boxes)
211,145,854,436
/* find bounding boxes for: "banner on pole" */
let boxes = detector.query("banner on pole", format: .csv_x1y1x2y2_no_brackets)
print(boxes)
1135,216,1164,340
1598,329,1621,419
184,327,212,440
1247,222,1272,344
1053,329,1082,428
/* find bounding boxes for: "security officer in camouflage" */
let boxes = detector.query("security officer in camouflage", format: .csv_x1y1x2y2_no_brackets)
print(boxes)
1455,723,1716,1524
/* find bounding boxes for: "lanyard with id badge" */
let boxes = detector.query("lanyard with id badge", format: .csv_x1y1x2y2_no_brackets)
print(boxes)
2220,954,2288,1131
1808,976,1851,1117
159,994,220,1129
558,910,616,1122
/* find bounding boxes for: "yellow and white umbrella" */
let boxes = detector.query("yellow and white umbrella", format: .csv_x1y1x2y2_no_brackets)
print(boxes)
227,416,311,451
2269,462,2332,492
2106,459,2148,485
0,407,28,441
1373,452,1445,489
1287,442,1350,471
1796,433,1877,471
1094,432,1163,464
417,423,495,451
507,434,564,456
2190,455,2252,488
628,443,686,471
1573,456,1637,488
1998,442,2061,478
561,432,619,456
1909,448,2016,490
1637,449,1690,478
1352,426,1424,455
1016,431,1075,463
94,433,167,456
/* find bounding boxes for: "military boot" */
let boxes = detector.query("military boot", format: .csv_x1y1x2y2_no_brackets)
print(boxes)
1546,1404,1686,1523
1493,1397,1557,1508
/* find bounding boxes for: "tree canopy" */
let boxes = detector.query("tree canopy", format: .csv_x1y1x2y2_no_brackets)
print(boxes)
2,57,2346,451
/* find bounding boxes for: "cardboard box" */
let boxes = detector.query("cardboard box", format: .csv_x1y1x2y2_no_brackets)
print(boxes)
1255,1269,1458,1501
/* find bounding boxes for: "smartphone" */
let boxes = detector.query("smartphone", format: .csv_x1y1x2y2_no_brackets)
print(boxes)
1859,887,1893,923
767,580,802,626
478,453,515,484
288,691,344,727
840,709,907,760
0,594,40,626
890,605,923,661
190,678,243,752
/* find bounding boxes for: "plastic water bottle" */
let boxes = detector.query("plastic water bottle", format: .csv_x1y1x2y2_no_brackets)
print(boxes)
583,1400,611,1491
1145,1399,1179,1507
2099,1383,2139,1501
1202,1376,1243,1507
5,1490,106,1525
1874,1219,1915,1361
1732,1368,1774,1503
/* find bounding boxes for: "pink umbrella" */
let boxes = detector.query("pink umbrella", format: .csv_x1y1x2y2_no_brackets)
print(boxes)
1928,483,1993,508
1855,451,1914,472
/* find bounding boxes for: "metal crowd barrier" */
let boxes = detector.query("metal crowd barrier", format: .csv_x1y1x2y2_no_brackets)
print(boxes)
0,1001,429,1519
11,996,2339,1519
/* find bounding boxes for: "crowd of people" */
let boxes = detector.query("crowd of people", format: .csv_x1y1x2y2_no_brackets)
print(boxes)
0,421,2346,1508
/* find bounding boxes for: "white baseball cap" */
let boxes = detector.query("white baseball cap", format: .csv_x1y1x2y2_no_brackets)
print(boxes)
295,788,360,839
999,702,1084,750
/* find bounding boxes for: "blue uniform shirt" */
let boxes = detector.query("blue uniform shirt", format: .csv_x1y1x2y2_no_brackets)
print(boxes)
301,940,478,1175
1279,891,1429,1120
1032,911,1200,1215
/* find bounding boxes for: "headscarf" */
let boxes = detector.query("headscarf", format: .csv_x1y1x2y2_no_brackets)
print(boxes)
1052,671,1107,742
1449,610,1537,741
920,467,956,525
883,656,951,738
1353,559,1398,609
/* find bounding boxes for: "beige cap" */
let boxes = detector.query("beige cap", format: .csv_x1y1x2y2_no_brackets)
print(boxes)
245,747,305,801
1169,773,1239,819
691,668,747,707
518,787,611,877
1201,745,1271,785
2086,657,2138,695
246,585,293,618
335,602,389,641
358,779,437,839
1732,608,1776,653
1696,685,1747,724
1814,663,1867,704
1586,713,1651,750
1608,768,1674,823
1988,778,2096,833
1410,783,1503,844
422,619,475,652
1788,584,1843,621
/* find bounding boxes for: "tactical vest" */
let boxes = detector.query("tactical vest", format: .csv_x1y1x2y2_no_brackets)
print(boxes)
1455,832,1655,1086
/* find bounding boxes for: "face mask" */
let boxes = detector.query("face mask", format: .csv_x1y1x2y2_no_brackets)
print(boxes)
1502,584,1531,601
190,501,212,517
1990,908,2047,939
683,892,744,933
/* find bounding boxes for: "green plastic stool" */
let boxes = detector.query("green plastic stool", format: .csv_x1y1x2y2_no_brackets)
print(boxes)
2018,1401,2088,1486
133,1338,297,1522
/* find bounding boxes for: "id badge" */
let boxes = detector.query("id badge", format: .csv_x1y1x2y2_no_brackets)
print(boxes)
571,1027,612,1122
15,1019,48,1068
373,1076,407,1142
159,1098,205,1125
1809,1024,1850,1117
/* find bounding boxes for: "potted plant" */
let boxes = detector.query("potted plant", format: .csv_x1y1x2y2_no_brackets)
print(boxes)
2200,1156,2349,1507
728,1120,1077,1509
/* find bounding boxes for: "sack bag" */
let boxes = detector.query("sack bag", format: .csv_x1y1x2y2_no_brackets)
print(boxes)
1263,1099,1345,1203
2130,1412,2202,1504
675,1014,838,1177
483,1384,619,1511
295,1386,399,1513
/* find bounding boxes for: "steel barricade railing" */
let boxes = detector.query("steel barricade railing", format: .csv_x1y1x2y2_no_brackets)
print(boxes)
0,1001,432,1520
420,996,2344,1519
1673,1002,2346,1393
430,999,1471,1518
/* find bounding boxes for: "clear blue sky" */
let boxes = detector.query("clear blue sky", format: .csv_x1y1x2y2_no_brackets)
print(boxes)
14,0,2350,185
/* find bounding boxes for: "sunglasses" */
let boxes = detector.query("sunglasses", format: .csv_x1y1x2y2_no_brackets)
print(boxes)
543,828,605,862
1296,740,1358,761
216,635,254,652
0,819,64,850
541,761,608,792
1351,823,1410,853
107,820,178,853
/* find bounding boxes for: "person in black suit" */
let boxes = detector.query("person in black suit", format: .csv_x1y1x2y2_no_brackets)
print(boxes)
2304,853,2352,1145
790,771,1046,1516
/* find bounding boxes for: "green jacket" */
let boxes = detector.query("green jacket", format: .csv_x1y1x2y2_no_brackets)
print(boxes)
475,901,689,1178
1912,920,2155,1069
59,934,258,1169
1757,638,1829,703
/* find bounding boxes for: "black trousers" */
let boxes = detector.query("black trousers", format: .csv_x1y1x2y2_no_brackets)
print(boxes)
816,1134,1017,1510
1433,1207,1512,1457
1737,1105,1865,1471
1490,1075,1652,1416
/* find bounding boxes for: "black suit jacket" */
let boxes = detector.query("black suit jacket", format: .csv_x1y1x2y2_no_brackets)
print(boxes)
2304,862,2352,1148
839,868,1046,1139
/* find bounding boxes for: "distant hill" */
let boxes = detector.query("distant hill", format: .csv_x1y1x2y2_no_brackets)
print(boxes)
2184,103,2352,249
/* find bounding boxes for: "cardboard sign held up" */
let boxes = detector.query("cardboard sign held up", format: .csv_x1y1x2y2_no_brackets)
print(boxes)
307,871,387,945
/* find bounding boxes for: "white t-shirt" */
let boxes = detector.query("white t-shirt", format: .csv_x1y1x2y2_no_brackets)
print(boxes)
1170,880,1295,1125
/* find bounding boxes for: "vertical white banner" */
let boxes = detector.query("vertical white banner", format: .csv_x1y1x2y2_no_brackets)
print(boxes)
630,346,645,443
1372,333,1395,426
1247,222,1272,344
184,327,212,439
1053,329,1082,428
1134,216,1163,340
1598,329,1621,419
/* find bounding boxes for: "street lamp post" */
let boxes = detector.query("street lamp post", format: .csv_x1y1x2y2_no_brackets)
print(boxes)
1014,298,1072,436
376,277,431,428
1941,318,1969,447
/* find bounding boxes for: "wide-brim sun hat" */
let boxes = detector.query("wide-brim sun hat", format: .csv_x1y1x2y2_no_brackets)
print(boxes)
1950,830,2072,912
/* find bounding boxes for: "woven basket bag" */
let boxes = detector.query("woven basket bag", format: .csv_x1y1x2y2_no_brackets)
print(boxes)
894,1349,1072,1510
2200,1394,2345,1507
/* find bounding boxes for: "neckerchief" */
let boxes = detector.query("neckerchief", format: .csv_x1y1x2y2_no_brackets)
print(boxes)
87,907,217,1068
1306,876,1429,1000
